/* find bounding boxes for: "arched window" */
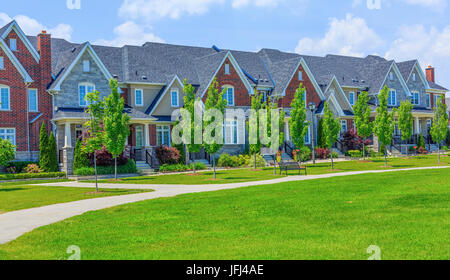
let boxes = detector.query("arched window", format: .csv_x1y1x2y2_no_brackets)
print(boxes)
79,83,95,107
222,85,235,106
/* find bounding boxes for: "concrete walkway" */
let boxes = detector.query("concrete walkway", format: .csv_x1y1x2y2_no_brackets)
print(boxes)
0,165,448,245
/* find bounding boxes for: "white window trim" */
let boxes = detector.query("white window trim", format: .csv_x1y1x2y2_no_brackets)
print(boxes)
341,120,348,133
390,72,394,81
225,64,230,75
0,127,16,145
157,125,171,146
349,92,355,106
135,89,144,107
411,91,420,105
299,71,303,81
0,85,10,111
223,85,235,106
83,60,90,72
78,83,95,107
28,88,38,112
10,38,17,51
426,93,431,109
224,120,238,145
389,90,397,106
0,57,4,70
304,125,311,144
412,73,416,81
171,89,179,108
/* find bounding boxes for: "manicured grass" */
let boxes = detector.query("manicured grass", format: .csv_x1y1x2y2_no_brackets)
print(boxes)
0,180,153,213
1,169,448,260
97,154,450,185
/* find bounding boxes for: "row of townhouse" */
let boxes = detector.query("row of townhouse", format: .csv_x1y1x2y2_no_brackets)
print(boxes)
0,21,448,174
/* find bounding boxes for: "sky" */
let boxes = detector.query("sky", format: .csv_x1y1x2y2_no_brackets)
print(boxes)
1,0,450,95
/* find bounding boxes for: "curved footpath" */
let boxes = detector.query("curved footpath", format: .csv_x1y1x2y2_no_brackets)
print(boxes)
0,166,449,245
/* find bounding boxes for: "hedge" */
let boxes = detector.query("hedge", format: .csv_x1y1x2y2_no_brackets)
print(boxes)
74,160,137,176
0,172,66,180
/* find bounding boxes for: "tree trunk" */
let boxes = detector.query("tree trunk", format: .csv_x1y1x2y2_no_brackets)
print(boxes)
384,147,387,168
273,155,276,175
94,153,98,192
213,155,216,179
438,143,441,164
114,156,118,180
254,153,257,170
363,141,366,160
192,153,196,173
331,149,334,170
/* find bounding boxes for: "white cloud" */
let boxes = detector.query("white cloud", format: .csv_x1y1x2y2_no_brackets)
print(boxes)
94,21,164,47
295,14,384,57
402,0,447,10
0,13,73,41
385,24,450,87
231,0,281,9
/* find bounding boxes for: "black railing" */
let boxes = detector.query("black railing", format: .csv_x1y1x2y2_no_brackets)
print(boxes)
284,141,294,159
146,149,159,170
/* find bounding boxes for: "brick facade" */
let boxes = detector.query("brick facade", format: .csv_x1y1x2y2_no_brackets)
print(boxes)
280,64,321,109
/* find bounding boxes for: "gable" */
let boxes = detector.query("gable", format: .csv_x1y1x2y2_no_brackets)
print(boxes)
4,29,39,79
325,78,352,113
0,39,32,83
381,63,410,98
407,62,429,90
151,77,184,116
1,21,40,63
0,46,26,83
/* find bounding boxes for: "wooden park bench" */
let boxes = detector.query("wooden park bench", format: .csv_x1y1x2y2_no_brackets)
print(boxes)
277,161,307,176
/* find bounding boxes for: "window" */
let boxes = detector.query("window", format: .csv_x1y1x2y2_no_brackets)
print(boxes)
388,90,397,106
28,89,38,112
171,90,179,107
75,125,83,140
341,120,348,133
389,72,394,81
0,86,10,110
411,92,420,105
349,92,355,106
225,64,230,75
304,126,311,144
79,83,95,107
427,120,432,132
0,57,4,70
157,126,171,146
224,121,238,144
303,89,307,108
83,60,90,72
412,73,416,81
135,89,143,107
299,71,303,81
135,126,144,149
10,39,17,51
0,128,15,145
434,94,440,108
426,93,431,108
223,86,234,106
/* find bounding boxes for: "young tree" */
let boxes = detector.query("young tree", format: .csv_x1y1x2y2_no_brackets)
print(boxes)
73,138,89,170
103,79,131,180
0,139,15,167
374,86,396,168
249,89,263,169
39,122,50,172
289,83,309,163
430,95,449,164
317,118,325,148
203,78,227,179
353,91,373,159
83,90,104,192
266,97,283,174
183,79,203,173
322,102,341,170
48,131,59,172
397,100,413,157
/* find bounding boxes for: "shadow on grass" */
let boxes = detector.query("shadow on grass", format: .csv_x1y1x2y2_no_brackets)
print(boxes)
0,188,26,192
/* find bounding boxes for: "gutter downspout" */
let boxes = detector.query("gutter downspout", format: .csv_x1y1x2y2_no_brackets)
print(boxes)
25,82,32,161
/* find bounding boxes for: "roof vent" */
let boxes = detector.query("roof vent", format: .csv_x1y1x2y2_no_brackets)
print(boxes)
212,45,221,53
113,74,118,79
361,80,365,83
142,75,148,80
71,47,76,53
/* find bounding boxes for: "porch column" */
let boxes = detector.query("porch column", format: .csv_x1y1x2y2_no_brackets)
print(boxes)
415,116,420,134
62,122,74,175
64,122,72,148
144,123,150,147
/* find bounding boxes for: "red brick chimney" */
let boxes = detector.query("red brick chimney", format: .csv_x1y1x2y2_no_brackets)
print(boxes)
426,65,435,83
37,30,52,87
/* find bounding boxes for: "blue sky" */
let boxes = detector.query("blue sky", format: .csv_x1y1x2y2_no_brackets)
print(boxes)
1,0,450,91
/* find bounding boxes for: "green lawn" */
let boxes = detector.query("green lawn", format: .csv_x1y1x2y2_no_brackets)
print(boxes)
0,180,153,213
96,154,450,185
1,168,448,260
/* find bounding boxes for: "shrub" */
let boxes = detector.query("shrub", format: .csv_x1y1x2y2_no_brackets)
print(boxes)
5,161,37,173
342,129,370,152
417,146,428,155
24,164,41,174
0,172,66,180
238,154,250,166
39,123,50,172
0,138,16,167
155,145,181,165
417,134,426,149
247,154,266,168
73,139,89,170
446,129,450,145
89,146,129,167
159,164,189,173
218,153,239,168
332,151,339,159
74,160,137,176
299,146,312,162
443,146,448,151
315,148,330,159
172,143,186,164
190,162,207,170
348,150,362,158
47,131,59,172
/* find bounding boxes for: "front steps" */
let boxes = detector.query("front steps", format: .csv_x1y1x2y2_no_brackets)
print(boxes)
191,159,212,168
135,161,155,175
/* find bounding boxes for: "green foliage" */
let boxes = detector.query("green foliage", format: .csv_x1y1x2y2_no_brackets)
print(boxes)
38,123,50,172
5,161,37,173
348,150,362,158
0,172,66,180
83,90,104,154
265,96,284,151
103,79,131,178
289,84,309,149
203,78,227,156
299,146,312,162
317,118,326,148
322,102,341,149
430,95,449,145
0,138,15,167
446,128,450,145
249,89,263,155
374,86,396,153
353,91,373,139
189,162,206,171
159,164,189,173
397,101,414,142
247,154,266,168
218,153,240,168
183,79,203,155
172,143,186,164
73,139,89,170
74,160,137,176
417,134,426,149
47,131,59,172
24,164,41,174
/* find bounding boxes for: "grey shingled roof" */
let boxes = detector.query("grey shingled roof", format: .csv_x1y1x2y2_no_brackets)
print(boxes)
397,60,416,81
428,81,448,91
0,21,15,37
54,106,154,120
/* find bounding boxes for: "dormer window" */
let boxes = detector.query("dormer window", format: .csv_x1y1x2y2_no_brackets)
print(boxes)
389,72,394,81
135,89,143,107
349,92,355,106
225,64,230,75
0,57,4,70
412,73,416,82
10,39,17,51
83,60,90,72
299,71,303,81
171,90,179,107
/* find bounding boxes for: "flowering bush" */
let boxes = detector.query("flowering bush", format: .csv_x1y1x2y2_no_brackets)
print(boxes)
315,148,331,159
342,129,371,151
417,147,428,155
276,151,283,163
155,145,181,165
88,146,129,167
24,164,41,174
